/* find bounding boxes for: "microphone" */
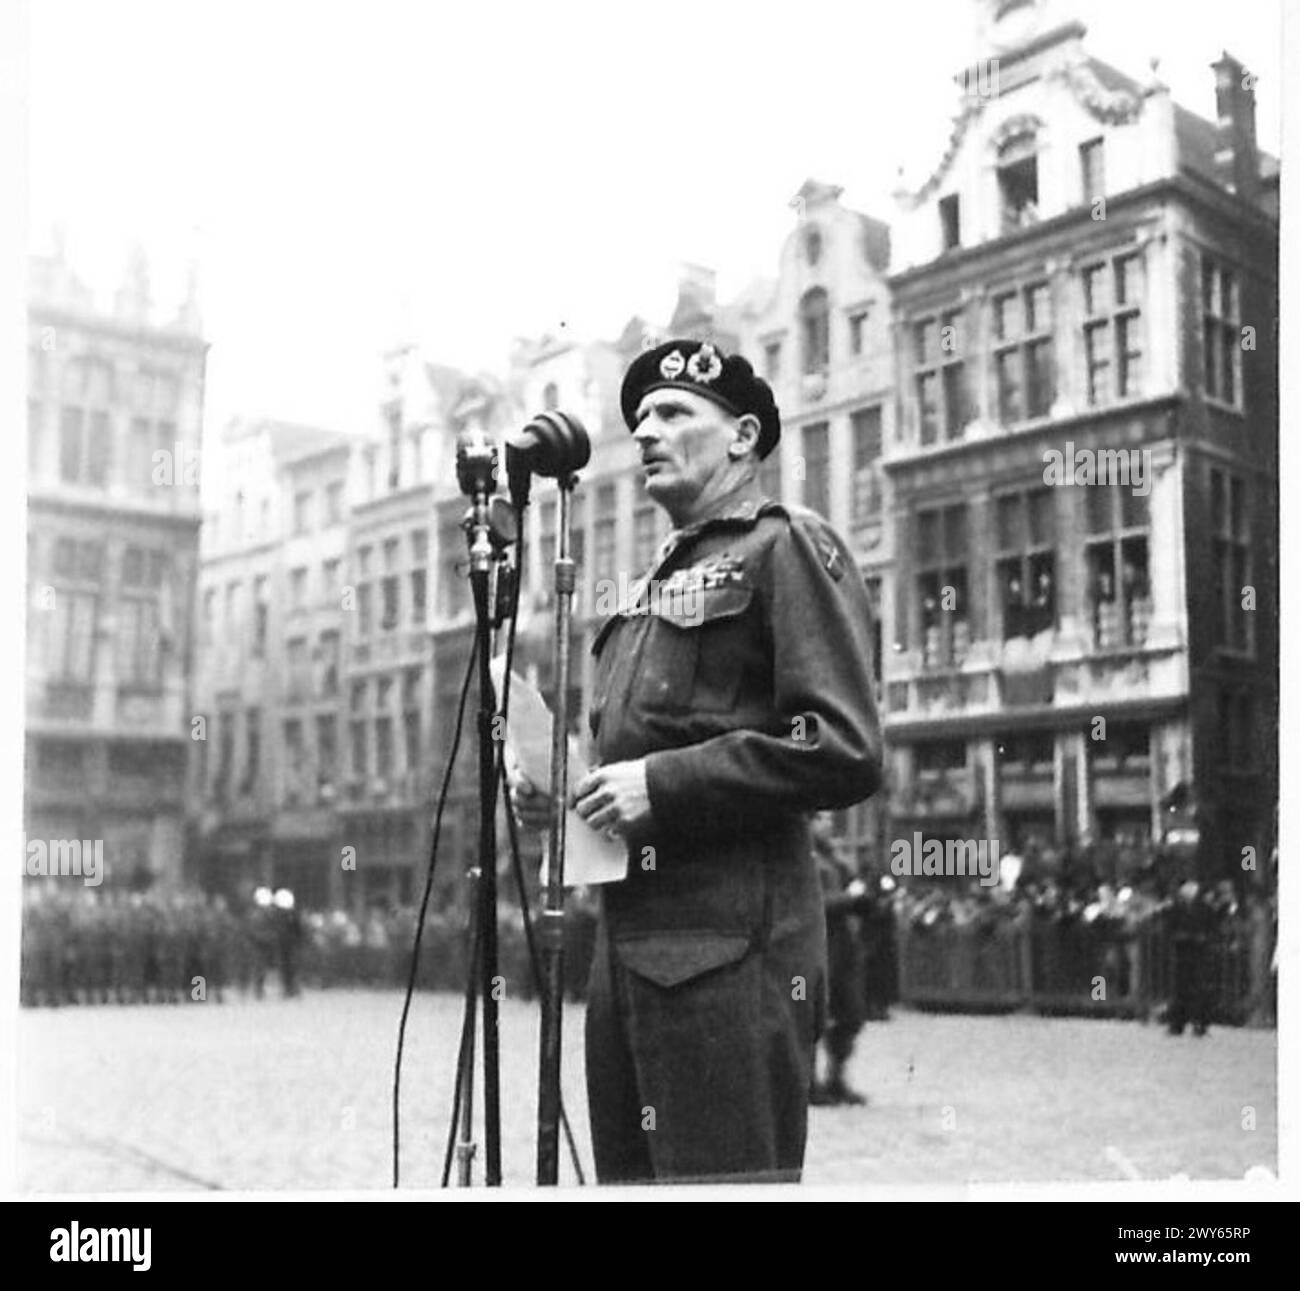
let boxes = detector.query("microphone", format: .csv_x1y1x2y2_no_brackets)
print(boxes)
455,426,499,499
505,411,590,508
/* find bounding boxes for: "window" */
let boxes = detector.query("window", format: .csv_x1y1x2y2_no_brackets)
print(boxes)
325,480,344,524
59,409,83,483
410,568,427,625
913,308,971,444
215,711,235,803
995,489,1056,639
1202,257,1241,406
850,406,883,528
537,501,556,606
350,719,367,778
318,630,340,696
593,484,618,584
286,637,309,700
385,403,403,490
849,309,871,356
411,529,428,564
118,547,166,688
356,583,372,637
316,715,337,787
800,288,830,374
916,504,969,668
129,417,153,491
542,382,559,412
997,731,1054,775
58,403,113,488
251,575,268,657
381,573,399,630
375,717,394,779
47,539,102,682
1080,138,1105,203
997,134,1039,231
241,707,261,794
225,581,239,629
1085,485,1151,649
939,194,961,251
383,538,399,572
404,709,421,777
992,282,1054,424
1089,722,1149,773
1083,252,1144,405
1218,689,1256,771
357,545,373,578
1210,468,1251,653
439,518,467,617
764,341,781,381
801,423,830,518
283,719,305,805
804,226,823,266
202,587,215,645
403,666,422,708
865,576,882,686
632,504,657,573
322,558,340,604
290,566,308,611
293,491,312,535
570,527,586,614
916,738,966,775
351,680,367,713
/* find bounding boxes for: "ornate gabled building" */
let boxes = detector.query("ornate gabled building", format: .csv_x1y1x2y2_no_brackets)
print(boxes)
25,243,208,888
347,346,518,910
190,416,353,903
881,0,1278,874
737,179,894,868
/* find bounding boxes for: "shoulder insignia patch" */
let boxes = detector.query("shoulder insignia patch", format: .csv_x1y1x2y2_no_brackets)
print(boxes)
814,532,844,581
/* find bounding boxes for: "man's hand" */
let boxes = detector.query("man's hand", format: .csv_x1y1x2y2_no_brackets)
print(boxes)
572,761,652,837
507,769,553,835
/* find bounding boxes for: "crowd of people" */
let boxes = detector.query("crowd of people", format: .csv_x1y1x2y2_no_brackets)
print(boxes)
19,885,598,1007
21,851,1275,1034
890,861,1277,1030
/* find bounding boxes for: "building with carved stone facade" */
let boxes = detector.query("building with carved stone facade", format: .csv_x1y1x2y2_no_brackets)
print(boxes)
881,0,1278,875
189,417,352,903
25,245,207,888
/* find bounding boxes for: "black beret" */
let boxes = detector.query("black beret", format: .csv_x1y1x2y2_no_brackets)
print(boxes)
620,339,781,460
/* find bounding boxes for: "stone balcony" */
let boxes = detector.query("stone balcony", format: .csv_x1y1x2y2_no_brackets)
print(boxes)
885,619,1188,729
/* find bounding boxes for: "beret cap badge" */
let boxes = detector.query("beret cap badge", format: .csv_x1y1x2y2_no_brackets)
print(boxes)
659,349,687,379
623,337,782,461
686,343,723,384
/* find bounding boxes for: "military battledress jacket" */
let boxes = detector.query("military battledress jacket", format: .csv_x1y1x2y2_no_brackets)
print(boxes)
583,495,882,1182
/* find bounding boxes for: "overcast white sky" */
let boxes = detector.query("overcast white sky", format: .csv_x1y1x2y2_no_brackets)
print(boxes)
26,0,1285,438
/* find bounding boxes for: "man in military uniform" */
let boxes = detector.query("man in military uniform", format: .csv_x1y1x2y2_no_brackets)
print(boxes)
810,812,870,1106
512,339,882,1183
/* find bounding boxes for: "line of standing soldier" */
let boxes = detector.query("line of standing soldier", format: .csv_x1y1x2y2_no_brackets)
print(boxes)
19,888,303,1007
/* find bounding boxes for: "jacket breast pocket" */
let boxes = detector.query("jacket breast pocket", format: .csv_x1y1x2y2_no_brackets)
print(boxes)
634,584,754,714
614,931,752,989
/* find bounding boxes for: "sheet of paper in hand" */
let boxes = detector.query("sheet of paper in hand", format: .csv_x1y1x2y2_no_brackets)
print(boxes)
490,657,627,886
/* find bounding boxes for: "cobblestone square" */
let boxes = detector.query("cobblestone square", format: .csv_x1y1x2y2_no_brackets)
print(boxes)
17,991,1276,1192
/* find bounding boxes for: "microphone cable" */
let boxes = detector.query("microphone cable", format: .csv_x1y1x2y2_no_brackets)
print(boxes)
392,614,480,1188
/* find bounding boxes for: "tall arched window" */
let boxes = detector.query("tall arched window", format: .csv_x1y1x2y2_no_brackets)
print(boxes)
800,287,830,375
542,381,559,411
997,130,1040,232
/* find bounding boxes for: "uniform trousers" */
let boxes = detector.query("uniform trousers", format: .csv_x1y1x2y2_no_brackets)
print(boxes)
584,916,820,1184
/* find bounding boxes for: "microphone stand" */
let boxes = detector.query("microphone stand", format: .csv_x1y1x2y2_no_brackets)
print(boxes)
456,439,505,1187
537,471,579,1186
